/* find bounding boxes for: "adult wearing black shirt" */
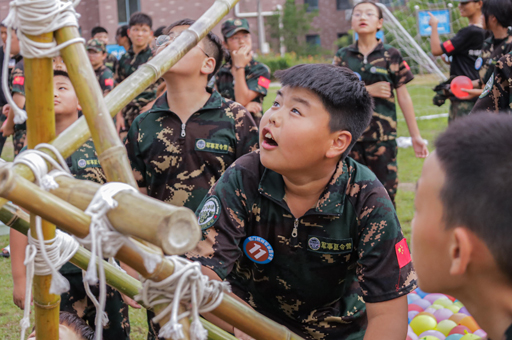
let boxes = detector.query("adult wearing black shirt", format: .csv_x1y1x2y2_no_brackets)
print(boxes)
428,0,485,122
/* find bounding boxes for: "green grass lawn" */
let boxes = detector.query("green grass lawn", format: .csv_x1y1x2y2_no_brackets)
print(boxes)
0,77,447,339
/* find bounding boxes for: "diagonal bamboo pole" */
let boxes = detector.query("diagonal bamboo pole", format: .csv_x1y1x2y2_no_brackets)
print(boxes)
24,31,60,340
0,203,237,340
0,168,305,340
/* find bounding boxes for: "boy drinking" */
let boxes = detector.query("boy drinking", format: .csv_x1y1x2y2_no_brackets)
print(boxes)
188,64,415,340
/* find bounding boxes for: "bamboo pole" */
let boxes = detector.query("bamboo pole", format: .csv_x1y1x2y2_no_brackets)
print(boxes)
0,202,237,340
0,168,305,340
24,31,60,340
48,175,200,255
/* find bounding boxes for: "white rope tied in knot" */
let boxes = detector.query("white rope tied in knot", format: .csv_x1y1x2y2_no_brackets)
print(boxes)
74,182,162,340
13,143,77,340
137,256,231,340
1,0,84,124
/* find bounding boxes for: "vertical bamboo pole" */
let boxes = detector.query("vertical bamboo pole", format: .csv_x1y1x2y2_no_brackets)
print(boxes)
54,26,136,187
24,32,59,340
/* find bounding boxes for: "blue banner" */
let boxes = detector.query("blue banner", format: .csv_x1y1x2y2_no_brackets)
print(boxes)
418,10,451,36
106,44,126,60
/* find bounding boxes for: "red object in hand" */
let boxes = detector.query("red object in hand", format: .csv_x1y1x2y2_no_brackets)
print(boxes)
450,76,473,99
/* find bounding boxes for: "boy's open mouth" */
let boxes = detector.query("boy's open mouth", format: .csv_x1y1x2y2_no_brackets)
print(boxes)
263,131,278,146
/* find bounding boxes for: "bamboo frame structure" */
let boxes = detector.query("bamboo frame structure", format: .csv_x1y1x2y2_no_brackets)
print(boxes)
24,31,60,340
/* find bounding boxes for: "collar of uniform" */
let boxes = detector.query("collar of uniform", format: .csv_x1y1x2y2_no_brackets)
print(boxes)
348,39,384,54
258,159,348,216
149,87,223,112
126,44,151,56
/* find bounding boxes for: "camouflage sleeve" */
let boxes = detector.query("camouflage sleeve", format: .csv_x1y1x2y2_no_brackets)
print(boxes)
114,54,125,85
231,102,259,158
354,182,416,303
246,63,271,98
332,48,343,66
186,158,252,279
389,48,414,89
472,54,512,114
124,118,147,188
100,68,114,96
10,65,25,96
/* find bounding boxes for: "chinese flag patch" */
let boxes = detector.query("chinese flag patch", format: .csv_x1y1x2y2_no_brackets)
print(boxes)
443,40,455,53
104,78,114,87
395,238,412,268
403,60,410,71
257,76,271,89
13,76,24,86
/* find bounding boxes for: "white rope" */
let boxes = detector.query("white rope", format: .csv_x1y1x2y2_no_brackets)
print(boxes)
137,256,231,340
74,182,162,340
1,0,84,124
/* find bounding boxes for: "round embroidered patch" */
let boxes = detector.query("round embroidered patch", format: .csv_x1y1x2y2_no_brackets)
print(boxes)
308,237,321,251
243,236,274,264
196,139,206,150
370,66,376,74
354,72,362,81
197,196,221,230
474,57,483,70
480,74,494,98
78,159,86,168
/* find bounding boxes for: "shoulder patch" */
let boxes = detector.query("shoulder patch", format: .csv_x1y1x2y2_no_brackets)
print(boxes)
480,74,494,98
198,196,221,230
13,76,24,86
475,57,483,70
257,76,271,89
105,78,114,87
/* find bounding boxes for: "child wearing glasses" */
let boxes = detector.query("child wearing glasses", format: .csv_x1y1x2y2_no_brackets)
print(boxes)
333,0,428,206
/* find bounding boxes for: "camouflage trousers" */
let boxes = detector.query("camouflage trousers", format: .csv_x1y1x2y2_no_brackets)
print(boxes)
449,100,475,123
349,140,398,204
60,272,131,339
13,128,26,156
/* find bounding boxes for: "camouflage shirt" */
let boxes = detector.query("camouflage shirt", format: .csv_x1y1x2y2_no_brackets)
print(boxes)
477,34,512,87
94,64,114,96
472,52,512,114
333,41,414,142
125,89,259,212
115,45,157,127
104,52,118,73
9,60,26,155
215,59,271,118
188,151,416,339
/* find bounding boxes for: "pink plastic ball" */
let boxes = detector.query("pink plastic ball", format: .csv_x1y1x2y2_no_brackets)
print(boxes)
448,326,471,336
424,294,448,304
473,329,487,339
434,308,454,322
413,299,433,310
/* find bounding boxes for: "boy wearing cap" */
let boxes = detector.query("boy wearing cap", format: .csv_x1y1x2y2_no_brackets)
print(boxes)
86,39,114,96
216,18,271,124
91,26,118,73
428,0,484,122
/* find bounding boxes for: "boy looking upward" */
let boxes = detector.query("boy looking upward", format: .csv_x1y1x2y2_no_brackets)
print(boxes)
86,39,114,96
188,64,415,340
216,18,271,124
125,19,258,339
412,113,512,340
91,26,118,73
115,12,156,134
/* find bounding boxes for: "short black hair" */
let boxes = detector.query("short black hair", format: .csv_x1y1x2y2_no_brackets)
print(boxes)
91,26,108,37
275,64,373,157
59,312,95,340
164,19,224,81
54,70,70,79
154,26,166,37
435,113,512,282
129,12,152,30
116,24,129,38
353,1,383,19
482,0,512,28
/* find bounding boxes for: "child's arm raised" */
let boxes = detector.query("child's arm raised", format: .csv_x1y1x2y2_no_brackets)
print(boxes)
396,85,428,158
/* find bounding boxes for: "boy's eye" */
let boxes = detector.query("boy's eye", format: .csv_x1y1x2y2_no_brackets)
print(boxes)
272,101,280,107
291,108,301,115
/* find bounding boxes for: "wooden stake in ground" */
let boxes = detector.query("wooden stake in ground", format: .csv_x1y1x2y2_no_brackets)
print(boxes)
24,31,60,340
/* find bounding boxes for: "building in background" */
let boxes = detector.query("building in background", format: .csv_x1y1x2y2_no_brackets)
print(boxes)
0,0,354,54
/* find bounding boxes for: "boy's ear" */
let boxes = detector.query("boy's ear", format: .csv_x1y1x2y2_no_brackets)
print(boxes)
449,227,472,276
377,18,384,31
325,131,352,159
77,102,82,112
200,56,216,78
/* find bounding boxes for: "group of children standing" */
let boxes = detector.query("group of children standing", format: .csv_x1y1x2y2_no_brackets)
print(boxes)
3,2,512,340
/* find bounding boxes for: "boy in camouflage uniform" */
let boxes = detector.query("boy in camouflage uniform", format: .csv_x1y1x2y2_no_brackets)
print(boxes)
86,39,114,96
115,12,156,134
125,19,258,339
91,26,118,73
412,114,512,340
216,18,271,125
333,1,428,204
188,64,415,340
10,70,130,339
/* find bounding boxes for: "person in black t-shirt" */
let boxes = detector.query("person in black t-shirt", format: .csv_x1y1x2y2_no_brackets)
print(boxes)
428,0,485,122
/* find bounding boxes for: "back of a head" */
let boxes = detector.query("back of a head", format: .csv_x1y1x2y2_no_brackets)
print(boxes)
129,12,152,29
91,26,107,37
482,0,512,28
435,113,512,283
275,64,373,157
164,19,224,80
116,24,129,38
59,312,94,340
